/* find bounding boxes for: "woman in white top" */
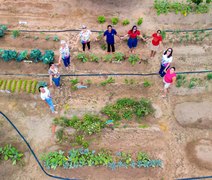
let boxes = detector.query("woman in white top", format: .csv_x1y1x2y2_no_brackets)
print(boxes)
48,62,61,88
159,48,173,77
39,86,57,114
76,25,92,52
59,40,70,70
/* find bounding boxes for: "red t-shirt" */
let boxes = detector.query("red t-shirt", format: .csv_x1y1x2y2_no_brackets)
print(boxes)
128,30,140,38
164,69,176,83
152,33,162,46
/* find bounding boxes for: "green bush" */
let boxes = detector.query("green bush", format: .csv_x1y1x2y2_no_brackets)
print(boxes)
128,54,140,65
1,50,17,62
41,50,54,64
137,18,143,26
30,49,42,62
77,53,88,63
111,17,119,25
207,73,212,80
122,19,130,26
12,30,20,38
97,16,106,24
16,50,28,62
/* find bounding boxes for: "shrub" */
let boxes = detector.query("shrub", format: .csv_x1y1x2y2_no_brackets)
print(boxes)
114,52,125,62
30,49,42,62
100,77,115,86
89,53,100,63
12,30,20,38
0,25,7,37
137,18,143,26
111,17,119,25
16,50,28,62
207,73,212,80
128,54,140,65
97,16,106,24
53,35,59,41
103,54,113,62
1,50,17,62
41,50,54,64
122,19,130,26
77,53,88,63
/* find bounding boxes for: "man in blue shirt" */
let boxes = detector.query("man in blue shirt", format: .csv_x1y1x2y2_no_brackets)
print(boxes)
103,25,120,53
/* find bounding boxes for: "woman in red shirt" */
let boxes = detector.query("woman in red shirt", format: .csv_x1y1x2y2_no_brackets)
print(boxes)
150,30,163,58
162,67,176,97
122,25,146,54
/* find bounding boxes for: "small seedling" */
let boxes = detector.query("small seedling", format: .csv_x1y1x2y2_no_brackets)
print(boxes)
207,73,212,80
34,36,39,40
103,54,113,62
53,35,59,41
100,77,115,86
12,30,20,38
77,53,88,63
111,17,119,25
97,16,106,24
45,36,50,41
128,54,140,65
122,19,130,26
90,53,100,63
114,52,125,62
101,44,107,50
137,18,143,26
143,80,151,87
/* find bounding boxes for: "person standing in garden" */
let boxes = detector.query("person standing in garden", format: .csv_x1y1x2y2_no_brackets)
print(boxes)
48,62,61,89
122,25,147,54
76,25,92,52
150,30,163,58
159,48,173,77
58,40,71,70
162,67,176,97
39,86,58,114
103,25,120,53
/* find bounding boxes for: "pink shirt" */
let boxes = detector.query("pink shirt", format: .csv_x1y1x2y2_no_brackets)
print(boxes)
164,69,176,83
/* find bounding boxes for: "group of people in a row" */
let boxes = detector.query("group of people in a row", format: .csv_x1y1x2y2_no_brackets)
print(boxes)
39,25,176,114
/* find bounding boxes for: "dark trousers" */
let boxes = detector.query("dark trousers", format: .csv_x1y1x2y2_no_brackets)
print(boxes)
159,64,169,77
82,41,90,51
107,43,115,52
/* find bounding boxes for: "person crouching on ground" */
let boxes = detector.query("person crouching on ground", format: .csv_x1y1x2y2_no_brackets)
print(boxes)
150,30,163,58
59,40,71,70
39,86,58,114
162,67,176,97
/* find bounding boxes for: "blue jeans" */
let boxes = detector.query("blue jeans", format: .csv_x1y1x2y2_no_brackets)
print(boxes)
52,76,60,87
62,56,70,67
45,98,55,112
128,38,138,48
159,64,169,77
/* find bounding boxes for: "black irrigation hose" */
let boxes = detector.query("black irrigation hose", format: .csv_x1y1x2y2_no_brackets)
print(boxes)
6,27,212,33
0,70,212,77
177,176,212,180
0,111,79,180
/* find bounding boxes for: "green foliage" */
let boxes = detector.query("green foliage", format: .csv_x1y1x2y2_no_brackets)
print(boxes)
188,77,201,88
191,0,203,5
114,52,125,62
70,78,79,86
31,80,38,94
30,49,42,62
101,98,154,122
41,148,162,170
1,50,17,62
0,80,7,90
41,50,54,64
75,135,90,148
89,53,100,63
77,53,88,63
103,54,113,62
143,80,152,87
137,18,143,26
111,17,119,25
207,73,212,80
0,25,7,37
11,80,17,93
101,44,107,50
0,144,23,165
27,80,33,93
128,54,140,65
53,35,59,42
6,79,12,90
12,30,20,38
16,50,28,62
161,30,166,39
17,80,22,92
122,19,130,26
85,79,92,85
100,77,115,86
176,74,187,87
34,36,39,40
206,0,212,3
124,78,136,85
22,80,27,92
45,35,50,41
55,128,64,143
97,16,106,24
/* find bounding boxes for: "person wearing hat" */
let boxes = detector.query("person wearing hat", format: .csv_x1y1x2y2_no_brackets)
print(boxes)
76,25,92,52
59,40,71,70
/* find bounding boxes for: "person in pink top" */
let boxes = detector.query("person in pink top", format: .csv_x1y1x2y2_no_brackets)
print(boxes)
162,67,176,97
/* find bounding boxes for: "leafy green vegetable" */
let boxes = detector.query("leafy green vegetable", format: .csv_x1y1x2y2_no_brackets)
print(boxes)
41,50,54,64
16,50,28,62
30,49,42,62
1,50,17,62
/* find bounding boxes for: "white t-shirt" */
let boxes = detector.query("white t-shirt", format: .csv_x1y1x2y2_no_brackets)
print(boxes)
40,87,51,100
59,44,70,59
79,30,92,43
161,53,173,66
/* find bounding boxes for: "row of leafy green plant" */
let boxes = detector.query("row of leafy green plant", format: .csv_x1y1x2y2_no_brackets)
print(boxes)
166,30,211,44
97,16,143,26
41,148,162,170
154,0,211,16
77,52,141,65
176,73,212,88
0,49,54,64
0,144,24,165
0,79,38,93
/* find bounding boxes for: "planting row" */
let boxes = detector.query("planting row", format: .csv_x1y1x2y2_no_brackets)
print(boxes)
0,49,54,64
154,0,212,16
0,79,38,94
41,148,162,170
